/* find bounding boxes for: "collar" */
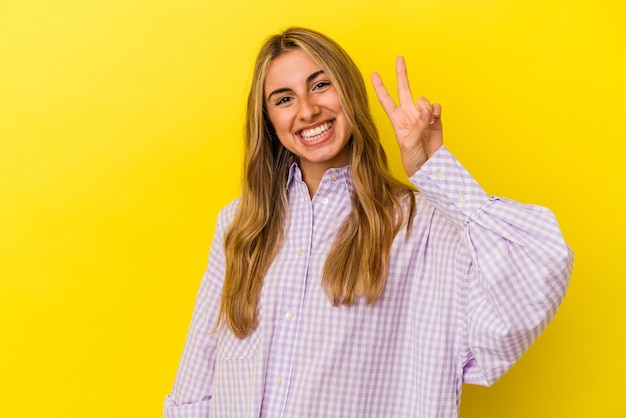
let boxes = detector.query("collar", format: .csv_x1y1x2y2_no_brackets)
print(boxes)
286,162,353,195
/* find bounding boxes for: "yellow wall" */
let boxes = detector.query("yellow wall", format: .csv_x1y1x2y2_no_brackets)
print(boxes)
1,0,624,416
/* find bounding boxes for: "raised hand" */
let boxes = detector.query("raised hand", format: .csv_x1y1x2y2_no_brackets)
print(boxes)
371,56,442,176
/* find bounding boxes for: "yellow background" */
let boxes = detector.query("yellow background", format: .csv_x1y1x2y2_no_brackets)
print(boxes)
1,0,624,416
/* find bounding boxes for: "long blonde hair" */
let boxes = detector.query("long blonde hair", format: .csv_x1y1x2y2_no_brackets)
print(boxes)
218,27,416,338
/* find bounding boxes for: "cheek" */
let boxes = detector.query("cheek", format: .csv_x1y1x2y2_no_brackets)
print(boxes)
267,111,292,134
267,116,293,147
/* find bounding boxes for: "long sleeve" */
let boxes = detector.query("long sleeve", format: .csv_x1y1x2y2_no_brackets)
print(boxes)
163,149,573,417
164,202,236,417
411,146,574,386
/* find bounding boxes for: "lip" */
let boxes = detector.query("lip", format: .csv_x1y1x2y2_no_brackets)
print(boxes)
296,120,335,146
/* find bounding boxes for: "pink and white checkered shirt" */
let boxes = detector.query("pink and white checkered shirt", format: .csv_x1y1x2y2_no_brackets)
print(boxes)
164,146,573,417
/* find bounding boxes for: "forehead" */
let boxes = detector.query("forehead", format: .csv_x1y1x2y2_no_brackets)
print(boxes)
264,49,322,92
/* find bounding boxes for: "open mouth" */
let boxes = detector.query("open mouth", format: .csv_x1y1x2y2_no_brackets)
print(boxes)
299,121,333,142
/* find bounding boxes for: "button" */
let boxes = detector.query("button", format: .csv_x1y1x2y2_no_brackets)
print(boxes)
276,377,283,386
284,311,293,320
329,172,338,181
297,249,303,257
458,195,468,205
321,198,329,205
434,169,443,179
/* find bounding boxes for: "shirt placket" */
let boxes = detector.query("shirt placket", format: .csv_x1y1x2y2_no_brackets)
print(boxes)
261,179,313,417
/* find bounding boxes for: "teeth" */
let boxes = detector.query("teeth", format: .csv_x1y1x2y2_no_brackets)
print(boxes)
300,121,332,141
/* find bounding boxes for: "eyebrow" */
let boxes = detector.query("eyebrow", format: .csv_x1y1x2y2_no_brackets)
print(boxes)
266,70,326,102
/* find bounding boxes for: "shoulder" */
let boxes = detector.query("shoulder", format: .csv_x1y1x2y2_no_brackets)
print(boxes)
220,197,241,217
215,197,241,232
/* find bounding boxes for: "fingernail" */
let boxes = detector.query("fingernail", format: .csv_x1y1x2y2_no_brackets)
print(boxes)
421,109,430,122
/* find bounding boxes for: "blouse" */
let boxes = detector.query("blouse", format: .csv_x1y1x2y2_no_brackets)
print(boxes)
164,146,573,417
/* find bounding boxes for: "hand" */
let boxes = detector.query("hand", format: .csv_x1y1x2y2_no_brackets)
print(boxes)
371,56,442,176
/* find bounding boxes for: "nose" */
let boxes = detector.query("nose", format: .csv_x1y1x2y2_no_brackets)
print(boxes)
297,96,320,121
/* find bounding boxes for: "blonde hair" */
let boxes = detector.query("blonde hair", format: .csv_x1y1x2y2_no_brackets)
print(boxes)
218,27,416,338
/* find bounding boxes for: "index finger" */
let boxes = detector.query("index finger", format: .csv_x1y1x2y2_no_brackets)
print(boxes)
371,71,398,118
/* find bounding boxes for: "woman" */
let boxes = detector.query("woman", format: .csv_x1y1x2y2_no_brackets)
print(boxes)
164,27,573,417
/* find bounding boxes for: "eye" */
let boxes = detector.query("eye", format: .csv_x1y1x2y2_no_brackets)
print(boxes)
313,81,331,91
275,96,293,106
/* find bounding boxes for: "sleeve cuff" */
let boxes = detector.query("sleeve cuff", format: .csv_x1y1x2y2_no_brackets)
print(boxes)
409,146,491,227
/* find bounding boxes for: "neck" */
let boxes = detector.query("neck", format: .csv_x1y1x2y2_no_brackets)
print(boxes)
297,144,352,197
300,165,326,197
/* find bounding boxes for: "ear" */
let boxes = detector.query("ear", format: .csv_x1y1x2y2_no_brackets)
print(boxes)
262,111,277,141
264,124,277,142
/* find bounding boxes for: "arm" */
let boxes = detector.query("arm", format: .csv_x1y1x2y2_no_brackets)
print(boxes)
164,204,234,417
373,58,573,384
413,147,574,385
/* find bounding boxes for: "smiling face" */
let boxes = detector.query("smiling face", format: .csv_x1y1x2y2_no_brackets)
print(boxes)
264,49,353,184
